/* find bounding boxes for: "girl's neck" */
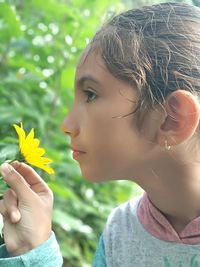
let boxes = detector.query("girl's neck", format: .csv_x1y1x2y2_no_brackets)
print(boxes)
137,155,200,234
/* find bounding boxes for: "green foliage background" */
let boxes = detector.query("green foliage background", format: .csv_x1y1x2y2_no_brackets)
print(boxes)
0,0,199,266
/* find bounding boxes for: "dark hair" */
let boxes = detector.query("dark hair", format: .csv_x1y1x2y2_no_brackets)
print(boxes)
89,2,200,125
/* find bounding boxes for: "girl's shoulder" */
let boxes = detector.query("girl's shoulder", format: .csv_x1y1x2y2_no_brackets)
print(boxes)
105,194,143,227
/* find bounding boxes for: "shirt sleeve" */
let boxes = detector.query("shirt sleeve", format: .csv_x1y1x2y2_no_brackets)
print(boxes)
0,232,63,267
92,234,107,267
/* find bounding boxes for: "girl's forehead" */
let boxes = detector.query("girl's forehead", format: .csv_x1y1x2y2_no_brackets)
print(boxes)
75,55,107,90
75,50,109,83
75,50,138,102
77,49,104,70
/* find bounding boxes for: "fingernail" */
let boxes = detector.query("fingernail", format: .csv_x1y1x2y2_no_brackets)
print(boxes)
0,163,13,176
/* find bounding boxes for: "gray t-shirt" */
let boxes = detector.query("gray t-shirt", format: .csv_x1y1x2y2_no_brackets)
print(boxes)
103,196,200,267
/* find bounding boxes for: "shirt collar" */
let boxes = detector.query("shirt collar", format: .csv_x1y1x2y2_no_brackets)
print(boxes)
137,192,200,244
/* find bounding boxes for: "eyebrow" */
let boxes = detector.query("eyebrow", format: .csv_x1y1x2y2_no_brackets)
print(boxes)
76,75,102,88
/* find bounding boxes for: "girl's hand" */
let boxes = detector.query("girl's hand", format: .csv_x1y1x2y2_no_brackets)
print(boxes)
0,161,53,256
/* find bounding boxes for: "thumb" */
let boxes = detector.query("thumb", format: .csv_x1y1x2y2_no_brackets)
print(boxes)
3,189,21,223
0,162,33,201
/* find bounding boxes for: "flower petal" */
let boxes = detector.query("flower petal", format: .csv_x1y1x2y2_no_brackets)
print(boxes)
35,148,46,156
13,123,26,150
33,138,40,148
13,122,54,175
26,159,54,174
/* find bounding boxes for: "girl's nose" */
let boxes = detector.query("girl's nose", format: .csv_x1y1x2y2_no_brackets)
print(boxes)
60,115,79,138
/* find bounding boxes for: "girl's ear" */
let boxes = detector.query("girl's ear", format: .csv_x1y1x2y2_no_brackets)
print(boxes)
157,90,200,148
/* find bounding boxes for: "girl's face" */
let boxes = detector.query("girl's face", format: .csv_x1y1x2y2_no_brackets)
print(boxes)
61,51,155,182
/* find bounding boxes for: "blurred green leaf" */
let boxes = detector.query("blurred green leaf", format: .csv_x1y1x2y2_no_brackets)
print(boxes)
0,3,21,41
53,209,90,232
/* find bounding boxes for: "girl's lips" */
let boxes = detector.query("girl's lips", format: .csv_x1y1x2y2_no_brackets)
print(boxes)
72,150,86,160
70,146,85,153
70,146,86,160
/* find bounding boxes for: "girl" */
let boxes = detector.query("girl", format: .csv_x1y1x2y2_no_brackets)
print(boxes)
0,2,200,266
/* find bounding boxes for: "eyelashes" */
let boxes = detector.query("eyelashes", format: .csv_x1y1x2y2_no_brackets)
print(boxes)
83,88,98,103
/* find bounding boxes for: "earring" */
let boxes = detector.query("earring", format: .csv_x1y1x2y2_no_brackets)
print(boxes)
165,140,171,151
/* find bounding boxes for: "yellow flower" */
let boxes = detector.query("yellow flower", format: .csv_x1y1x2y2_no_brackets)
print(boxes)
13,122,54,174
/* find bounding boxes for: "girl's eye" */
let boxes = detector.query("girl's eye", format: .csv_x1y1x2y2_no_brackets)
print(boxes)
83,89,97,103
